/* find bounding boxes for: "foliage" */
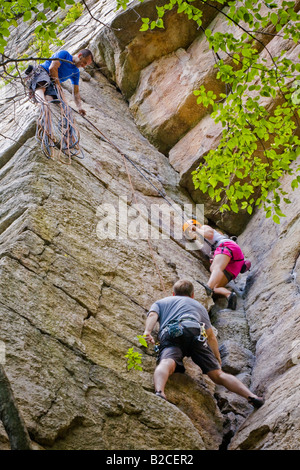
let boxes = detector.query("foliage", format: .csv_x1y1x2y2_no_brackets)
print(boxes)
124,335,148,371
57,2,84,32
124,348,143,371
30,31,64,59
0,0,76,54
116,0,300,222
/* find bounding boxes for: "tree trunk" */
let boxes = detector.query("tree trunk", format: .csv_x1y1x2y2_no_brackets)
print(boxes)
0,364,32,450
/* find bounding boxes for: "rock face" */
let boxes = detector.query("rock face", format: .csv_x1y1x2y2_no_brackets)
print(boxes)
0,0,299,451
0,67,225,449
228,171,300,450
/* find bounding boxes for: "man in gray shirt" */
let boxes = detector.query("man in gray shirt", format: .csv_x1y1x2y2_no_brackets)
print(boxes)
144,279,264,409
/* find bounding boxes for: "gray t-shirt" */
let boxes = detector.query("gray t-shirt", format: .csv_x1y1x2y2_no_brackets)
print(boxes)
148,295,212,332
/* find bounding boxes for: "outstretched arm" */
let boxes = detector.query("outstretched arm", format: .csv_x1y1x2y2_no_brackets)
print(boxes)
73,84,86,116
193,224,214,241
143,311,159,345
184,221,215,242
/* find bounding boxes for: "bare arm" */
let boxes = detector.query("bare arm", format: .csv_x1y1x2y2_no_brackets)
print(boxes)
143,311,159,345
194,224,214,241
73,84,86,116
206,327,222,366
49,59,61,88
185,221,215,242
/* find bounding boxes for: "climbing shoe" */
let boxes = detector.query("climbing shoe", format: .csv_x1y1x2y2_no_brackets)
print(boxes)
248,396,265,409
197,280,213,297
227,292,237,310
155,391,167,401
25,64,33,75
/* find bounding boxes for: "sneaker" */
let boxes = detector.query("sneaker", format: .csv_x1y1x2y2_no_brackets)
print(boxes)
248,396,265,409
227,292,237,310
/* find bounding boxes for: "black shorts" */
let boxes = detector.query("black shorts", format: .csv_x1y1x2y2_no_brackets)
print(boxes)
158,326,220,374
29,66,58,97
224,269,234,282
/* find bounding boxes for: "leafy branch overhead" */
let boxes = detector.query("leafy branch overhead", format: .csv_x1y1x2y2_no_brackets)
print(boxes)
117,0,300,223
0,1,75,52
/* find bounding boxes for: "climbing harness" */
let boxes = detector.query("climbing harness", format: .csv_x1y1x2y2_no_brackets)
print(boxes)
160,315,207,342
216,242,251,273
217,242,243,262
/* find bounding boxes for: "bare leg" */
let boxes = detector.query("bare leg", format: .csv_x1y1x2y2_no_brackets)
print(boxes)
206,253,232,299
35,87,49,105
208,369,261,400
154,359,176,399
208,254,230,290
211,274,232,298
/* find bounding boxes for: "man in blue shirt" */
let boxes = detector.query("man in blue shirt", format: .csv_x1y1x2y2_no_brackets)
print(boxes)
30,49,93,116
144,279,264,409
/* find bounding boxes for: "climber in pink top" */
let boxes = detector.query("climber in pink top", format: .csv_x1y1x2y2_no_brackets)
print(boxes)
184,221,249,310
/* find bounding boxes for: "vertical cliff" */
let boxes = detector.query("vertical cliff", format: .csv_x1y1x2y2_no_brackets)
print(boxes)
0,0,299,450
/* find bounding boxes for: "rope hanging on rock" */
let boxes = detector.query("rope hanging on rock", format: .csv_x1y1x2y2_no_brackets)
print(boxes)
34,85,84,164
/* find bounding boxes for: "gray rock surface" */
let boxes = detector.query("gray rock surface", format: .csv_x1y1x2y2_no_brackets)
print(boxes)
0,0,299,451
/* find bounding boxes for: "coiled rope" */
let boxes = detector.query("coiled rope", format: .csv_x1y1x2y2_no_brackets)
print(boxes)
35,85,83,164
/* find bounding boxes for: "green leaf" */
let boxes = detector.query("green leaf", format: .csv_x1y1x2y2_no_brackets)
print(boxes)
272,214,280,224
270,12,278,25
208,186,215,198
156,19,164,28
23,11,32,22
137,335,148,348
177,2,188,14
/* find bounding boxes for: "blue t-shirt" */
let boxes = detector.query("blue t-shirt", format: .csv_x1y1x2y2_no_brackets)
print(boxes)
41,51,80,85
148,296,212,332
